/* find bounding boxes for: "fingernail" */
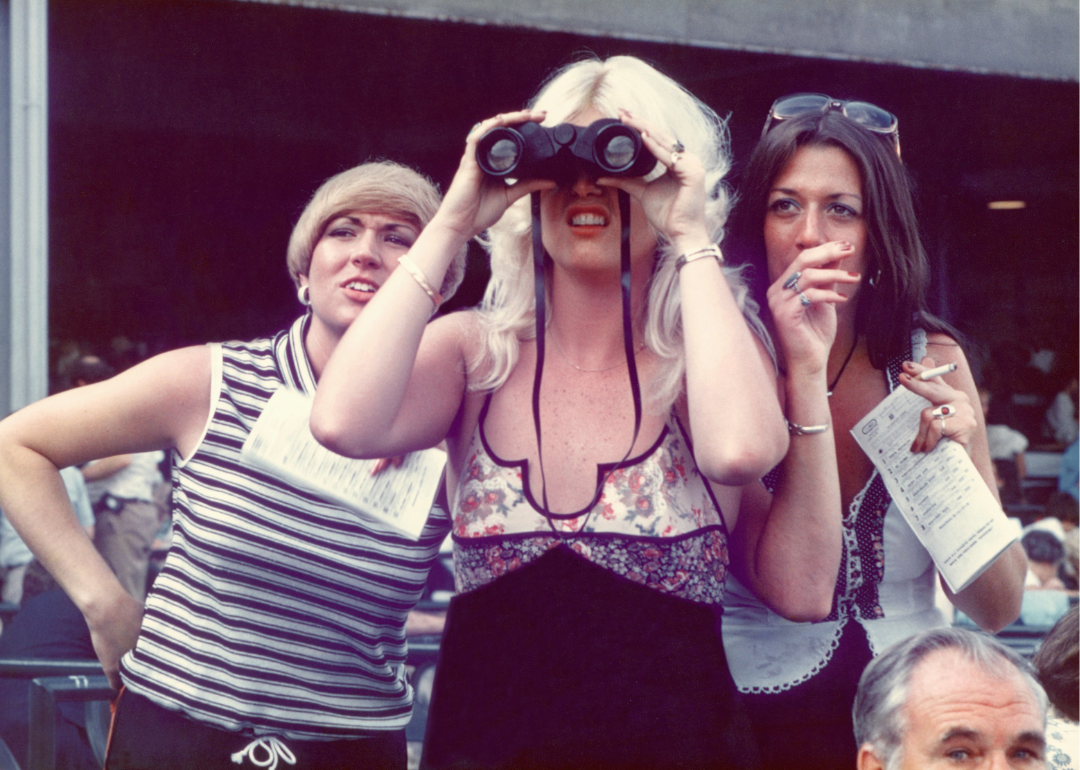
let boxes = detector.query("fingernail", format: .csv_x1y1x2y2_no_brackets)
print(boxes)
838,241,853,250
641,129,649,138
848,272,861,277
620,108,633,118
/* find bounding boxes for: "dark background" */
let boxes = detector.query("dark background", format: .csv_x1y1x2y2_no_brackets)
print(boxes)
48,0,1078,426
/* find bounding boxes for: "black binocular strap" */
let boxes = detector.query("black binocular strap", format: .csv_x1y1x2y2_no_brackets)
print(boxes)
529,189,643,532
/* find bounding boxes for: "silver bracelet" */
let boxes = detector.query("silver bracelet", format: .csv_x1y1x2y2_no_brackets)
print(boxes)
675,244,724,272
786,419,829,436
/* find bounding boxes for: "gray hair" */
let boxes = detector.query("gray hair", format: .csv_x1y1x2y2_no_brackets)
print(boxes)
853,626,1048,770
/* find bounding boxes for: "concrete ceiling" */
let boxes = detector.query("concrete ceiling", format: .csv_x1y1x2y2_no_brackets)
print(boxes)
232,0,1079,81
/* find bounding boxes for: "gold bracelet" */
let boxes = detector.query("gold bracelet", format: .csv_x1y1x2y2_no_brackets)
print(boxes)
675,244,724,272
786,420,829,435
396,255,442,308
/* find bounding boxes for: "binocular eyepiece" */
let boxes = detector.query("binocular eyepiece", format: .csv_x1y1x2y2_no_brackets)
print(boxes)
476,119,657,182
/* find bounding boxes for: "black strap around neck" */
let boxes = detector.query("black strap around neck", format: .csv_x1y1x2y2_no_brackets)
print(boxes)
528,189,643,535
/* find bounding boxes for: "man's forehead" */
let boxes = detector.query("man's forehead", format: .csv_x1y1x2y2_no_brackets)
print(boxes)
906,648,1044,732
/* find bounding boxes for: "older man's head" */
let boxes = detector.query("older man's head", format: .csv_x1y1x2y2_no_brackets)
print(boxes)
853,627,1048,769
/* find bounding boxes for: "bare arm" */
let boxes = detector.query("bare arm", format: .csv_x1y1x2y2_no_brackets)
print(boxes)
81,454,133,482
0,345,211,686
311,109,553,457
725,239,857,621
905,336,1026,631
730,366,843,621
611,112,788,486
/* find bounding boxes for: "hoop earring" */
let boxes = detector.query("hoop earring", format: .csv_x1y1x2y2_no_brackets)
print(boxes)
867,270,881,288
297,285,311,306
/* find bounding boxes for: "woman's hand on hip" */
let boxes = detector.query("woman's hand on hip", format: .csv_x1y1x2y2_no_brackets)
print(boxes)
86,588,145,690
767,242,860,377
599,109,710,250
900,356,978,453
434,109,555,240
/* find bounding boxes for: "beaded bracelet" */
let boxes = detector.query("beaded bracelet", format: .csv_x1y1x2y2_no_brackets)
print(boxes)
786,420,829,436
397,255,442,308
674,244,724,272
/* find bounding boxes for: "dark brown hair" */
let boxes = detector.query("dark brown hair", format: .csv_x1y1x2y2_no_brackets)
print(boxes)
729,110,956,369
1032,606,1079,721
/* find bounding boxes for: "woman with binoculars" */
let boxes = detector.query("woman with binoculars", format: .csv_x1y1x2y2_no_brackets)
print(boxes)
313,56,839,769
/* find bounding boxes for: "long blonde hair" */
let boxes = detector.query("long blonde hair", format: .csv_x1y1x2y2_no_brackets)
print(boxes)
469,55,768,411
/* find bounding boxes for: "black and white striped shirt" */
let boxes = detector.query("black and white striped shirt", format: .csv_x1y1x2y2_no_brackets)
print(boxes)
120,315,450,739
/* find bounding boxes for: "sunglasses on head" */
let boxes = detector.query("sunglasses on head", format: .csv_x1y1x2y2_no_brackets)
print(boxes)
761,93,901,157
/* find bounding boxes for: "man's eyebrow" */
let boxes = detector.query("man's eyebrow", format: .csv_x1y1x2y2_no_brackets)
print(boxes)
938,727,981,744
1013,731,1046,749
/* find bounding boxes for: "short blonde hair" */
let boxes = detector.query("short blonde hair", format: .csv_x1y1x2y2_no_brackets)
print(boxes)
286,160,467,302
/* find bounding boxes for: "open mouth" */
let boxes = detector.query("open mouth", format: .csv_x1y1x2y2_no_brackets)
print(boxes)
568,210,608,227
344,279,378,293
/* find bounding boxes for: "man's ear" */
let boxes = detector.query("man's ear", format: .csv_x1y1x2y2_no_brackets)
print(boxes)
856,743,886,770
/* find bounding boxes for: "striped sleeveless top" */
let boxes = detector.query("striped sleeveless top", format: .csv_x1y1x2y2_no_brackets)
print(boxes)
120,315,451,739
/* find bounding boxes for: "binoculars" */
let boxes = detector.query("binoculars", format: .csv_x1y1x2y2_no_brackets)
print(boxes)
476,119,656,181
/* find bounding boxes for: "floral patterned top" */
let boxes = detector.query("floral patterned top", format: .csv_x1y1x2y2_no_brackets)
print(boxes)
451,395,731,606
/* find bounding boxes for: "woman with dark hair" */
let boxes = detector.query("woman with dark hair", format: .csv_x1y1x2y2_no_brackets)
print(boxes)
722,96,1027,769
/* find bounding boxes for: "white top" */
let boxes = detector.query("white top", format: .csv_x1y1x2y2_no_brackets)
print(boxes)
985,424,1029,460
722,330,949,693
85,451,164,504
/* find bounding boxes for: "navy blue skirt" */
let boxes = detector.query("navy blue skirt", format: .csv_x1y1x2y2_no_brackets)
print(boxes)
421,544,758,770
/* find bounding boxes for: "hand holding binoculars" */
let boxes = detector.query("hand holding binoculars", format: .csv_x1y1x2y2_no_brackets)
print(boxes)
476,119,657,182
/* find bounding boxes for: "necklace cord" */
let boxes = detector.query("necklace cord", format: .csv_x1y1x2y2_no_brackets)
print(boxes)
530,192,551,519
528,189,644,536
827,336,859,396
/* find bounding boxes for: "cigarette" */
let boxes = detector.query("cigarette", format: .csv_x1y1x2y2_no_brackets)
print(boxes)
918,362,958,381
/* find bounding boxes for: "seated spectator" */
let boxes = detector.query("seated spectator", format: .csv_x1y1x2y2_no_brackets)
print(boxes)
1061,439,1079,502
1046,375,1079,446
1023,529,1067,591
980,387,1029,504
854,626,1048,769
0,560,99,770
1042,491,1079,590
1033,607,1078,769
0,466,93,606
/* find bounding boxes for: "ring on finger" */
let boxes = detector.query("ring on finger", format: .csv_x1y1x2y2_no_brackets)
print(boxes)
931,404,955,419
798,290,812,307
783,271,802,292
670,151,682,166
672,140,685,154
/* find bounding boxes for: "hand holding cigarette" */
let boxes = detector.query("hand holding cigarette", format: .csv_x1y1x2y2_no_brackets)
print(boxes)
900,357,976,454
918,362,958,381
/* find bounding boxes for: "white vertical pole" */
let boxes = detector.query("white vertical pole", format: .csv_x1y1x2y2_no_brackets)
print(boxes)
7,0,47,413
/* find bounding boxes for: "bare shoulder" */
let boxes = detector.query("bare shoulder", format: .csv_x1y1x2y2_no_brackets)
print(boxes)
423,309,484,373
924,332,967,364
924,332,978,393
428,308,481,347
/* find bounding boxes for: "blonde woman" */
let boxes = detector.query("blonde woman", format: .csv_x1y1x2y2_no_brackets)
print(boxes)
313,58,837,769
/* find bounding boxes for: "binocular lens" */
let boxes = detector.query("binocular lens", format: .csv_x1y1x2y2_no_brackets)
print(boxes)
601,135,636,171
485,138,521,173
